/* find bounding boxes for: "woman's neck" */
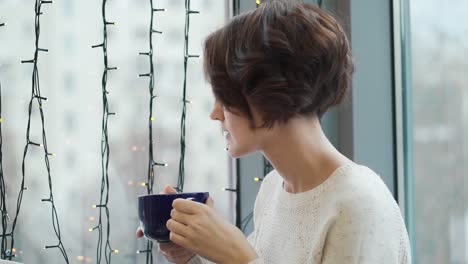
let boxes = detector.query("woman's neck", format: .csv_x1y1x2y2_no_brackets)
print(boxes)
261,116,351,193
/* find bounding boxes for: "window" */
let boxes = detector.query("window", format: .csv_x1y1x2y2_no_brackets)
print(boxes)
0,1,229,263
404,0,468,263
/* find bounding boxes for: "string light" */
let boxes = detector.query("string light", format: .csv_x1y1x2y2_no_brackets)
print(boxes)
136,1,167,263
8,1,69,262
223,182,240,227
45,245,60,250
263,157,274,177
241,158,272,229
177,0,199,194
151,161,168,167
0,21,9,260
91,0,118,263
241,211,253,232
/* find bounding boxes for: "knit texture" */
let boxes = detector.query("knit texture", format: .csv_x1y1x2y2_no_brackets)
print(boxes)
187,163,411,264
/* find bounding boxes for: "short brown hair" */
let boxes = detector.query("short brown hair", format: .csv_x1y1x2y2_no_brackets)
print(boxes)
203,0,354,128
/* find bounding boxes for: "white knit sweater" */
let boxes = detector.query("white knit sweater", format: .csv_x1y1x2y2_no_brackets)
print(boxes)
187,163,411,264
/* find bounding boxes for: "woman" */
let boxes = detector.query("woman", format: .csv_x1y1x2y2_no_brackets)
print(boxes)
137,1,411,263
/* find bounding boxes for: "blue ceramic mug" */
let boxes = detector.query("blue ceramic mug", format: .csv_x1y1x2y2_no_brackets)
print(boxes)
138,192,209,243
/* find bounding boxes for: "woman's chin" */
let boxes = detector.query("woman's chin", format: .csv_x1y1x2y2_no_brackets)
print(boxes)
226,145,255,158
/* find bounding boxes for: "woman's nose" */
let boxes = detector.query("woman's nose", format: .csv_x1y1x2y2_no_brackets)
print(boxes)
210,102,224,121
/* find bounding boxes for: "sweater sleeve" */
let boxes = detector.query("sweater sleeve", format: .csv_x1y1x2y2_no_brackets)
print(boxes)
184,255,213,264
320,193,411,264
246,231,265,264
185,232,259,264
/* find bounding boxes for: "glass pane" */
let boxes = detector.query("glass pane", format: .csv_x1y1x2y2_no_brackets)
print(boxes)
409,0,468,263
0,0,229,263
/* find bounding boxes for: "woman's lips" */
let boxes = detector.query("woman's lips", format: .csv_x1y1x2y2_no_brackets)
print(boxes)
223,130,230,140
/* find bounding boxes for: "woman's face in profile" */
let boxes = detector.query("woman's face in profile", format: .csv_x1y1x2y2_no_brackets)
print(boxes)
209,99,264,158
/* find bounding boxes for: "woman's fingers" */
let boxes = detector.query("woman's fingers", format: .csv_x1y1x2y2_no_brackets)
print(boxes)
164,184,178,194
206,196,214,208
170,231,189,249
167,219,190,237
170,209,191,225
173,199,204,215
160,184,178,194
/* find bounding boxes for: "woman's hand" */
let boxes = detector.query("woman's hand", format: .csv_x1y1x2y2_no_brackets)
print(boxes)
136,185,196,264
167,197,257,264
